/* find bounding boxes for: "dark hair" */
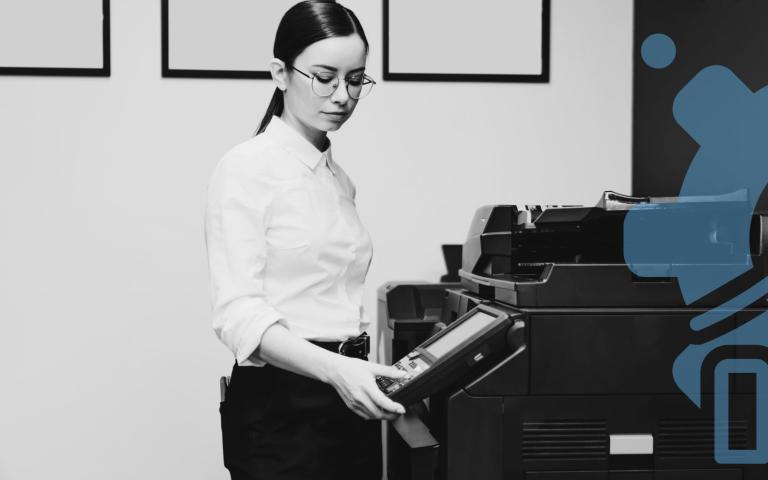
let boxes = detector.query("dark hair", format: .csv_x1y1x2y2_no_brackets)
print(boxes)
255,0,369,135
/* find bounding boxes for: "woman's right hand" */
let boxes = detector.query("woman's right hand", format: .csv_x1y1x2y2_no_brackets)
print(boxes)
325,355,410,421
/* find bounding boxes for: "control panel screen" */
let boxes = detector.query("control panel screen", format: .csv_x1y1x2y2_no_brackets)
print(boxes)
423,311,496,358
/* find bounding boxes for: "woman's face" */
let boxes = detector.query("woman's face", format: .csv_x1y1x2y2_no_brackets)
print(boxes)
281,34,368,137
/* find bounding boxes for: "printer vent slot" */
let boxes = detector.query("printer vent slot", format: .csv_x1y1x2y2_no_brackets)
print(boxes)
657,419,750,458
522,420,608,462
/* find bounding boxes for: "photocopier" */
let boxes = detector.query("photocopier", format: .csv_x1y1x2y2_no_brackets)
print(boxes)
378,191,768,480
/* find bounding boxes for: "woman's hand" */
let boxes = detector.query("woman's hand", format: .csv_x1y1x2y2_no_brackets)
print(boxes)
256,325,409,420
325,356,409,421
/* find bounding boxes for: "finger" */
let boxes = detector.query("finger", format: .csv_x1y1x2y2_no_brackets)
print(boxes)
366,384,406,415
355,392,384,420
368,362,405,378
350,405,372,420
344,394,373,420
389,401,406,415
369,362,410,379
380,408,402,421
381,411,400,422
382,411,400,422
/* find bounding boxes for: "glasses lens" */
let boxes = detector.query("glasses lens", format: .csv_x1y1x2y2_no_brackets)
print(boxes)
349,77,373,100
309,73,374,99
312,74,338,97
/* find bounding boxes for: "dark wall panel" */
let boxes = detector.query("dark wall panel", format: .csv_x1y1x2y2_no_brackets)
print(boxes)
633,0,768,209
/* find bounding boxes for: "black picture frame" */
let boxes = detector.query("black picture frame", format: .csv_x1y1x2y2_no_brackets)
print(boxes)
161,0,271,79
0,0,110,77
383,0,550,83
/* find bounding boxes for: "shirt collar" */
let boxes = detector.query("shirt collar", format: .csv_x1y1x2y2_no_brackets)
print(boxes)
265,115,336,175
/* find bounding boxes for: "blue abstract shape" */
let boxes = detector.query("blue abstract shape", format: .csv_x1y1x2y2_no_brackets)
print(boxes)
624,63,768,464
690,276,768,331
626,65,768,303
641,33,677,69
672,311,768,409
714,359,768,464
624,192,752,304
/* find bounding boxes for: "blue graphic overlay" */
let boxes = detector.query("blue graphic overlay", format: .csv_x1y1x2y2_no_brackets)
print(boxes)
641,33,677,69
715,359,768,464
626,34,768,464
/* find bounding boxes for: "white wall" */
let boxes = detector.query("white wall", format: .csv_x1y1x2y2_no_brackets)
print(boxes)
0,1,633,479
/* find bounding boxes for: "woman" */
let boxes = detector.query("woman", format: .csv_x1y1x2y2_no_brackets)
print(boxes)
204,1,407,479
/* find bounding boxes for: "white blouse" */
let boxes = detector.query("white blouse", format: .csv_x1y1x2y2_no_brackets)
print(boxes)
204,116,374,367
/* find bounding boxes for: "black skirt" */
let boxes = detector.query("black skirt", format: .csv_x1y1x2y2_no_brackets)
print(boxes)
220,361,382,480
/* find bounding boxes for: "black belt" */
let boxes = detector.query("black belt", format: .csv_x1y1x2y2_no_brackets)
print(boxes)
310,332,370,360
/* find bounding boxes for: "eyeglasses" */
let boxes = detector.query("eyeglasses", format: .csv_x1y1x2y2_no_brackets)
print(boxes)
289,66,376,100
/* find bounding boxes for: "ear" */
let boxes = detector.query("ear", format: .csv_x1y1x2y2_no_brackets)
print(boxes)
269,58,289,92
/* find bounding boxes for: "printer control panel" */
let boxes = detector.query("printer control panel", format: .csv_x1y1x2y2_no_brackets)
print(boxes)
375,304,516,405
376,352,430,394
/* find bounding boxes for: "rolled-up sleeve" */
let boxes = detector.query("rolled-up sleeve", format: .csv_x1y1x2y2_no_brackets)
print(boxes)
204,152,286,366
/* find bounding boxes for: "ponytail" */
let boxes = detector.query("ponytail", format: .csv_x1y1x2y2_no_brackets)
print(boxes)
255,88,285,135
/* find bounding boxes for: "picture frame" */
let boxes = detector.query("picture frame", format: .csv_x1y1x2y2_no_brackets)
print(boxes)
161,0,293,79
0,0,110,77
383,0,550,83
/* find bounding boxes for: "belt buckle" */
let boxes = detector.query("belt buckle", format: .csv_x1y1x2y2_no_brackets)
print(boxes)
338,332,370,358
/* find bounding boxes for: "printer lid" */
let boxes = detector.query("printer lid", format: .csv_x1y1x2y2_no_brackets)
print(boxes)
459,191,768,308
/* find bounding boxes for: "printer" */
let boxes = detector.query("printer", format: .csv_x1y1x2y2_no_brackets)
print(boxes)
379,191,768,480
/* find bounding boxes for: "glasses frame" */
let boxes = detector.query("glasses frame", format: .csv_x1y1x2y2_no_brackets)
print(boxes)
289,65,376,100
